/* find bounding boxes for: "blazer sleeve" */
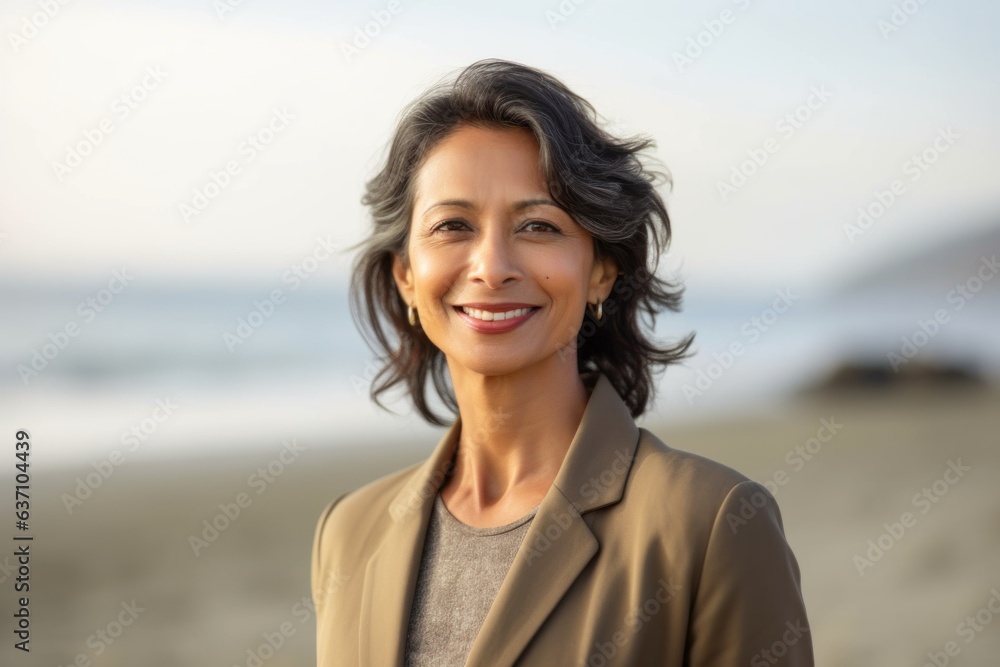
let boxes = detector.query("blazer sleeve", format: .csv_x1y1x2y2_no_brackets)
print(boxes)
686,480,814,666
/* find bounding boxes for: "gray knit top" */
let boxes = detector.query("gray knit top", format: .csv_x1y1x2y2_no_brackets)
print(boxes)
403,492,540,666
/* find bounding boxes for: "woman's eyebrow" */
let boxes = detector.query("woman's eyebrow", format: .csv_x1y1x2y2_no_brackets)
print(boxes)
421,199,475,216
514,198,561,211
421,197,562,216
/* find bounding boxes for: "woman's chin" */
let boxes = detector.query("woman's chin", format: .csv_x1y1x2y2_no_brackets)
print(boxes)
446,347,578,381
446,351,538,379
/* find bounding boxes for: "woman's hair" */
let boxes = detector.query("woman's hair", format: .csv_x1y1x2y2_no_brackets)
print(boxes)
350,58,695,425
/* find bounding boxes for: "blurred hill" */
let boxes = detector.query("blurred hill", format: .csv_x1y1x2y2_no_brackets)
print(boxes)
790,219,1000,395
827,220,1000,304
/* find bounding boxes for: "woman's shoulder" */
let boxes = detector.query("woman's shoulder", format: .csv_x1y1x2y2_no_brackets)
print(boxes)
634,427,753,494
606,429,797,592
312,459,428,566
318,459,424,529
627,427,780,531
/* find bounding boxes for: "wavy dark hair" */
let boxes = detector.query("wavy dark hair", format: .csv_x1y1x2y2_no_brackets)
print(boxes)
349,58,695,425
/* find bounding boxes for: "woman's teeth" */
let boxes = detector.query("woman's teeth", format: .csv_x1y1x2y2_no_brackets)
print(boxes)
461,306,533,321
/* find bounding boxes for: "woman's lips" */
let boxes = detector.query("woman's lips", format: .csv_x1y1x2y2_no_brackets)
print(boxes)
454,305,540,333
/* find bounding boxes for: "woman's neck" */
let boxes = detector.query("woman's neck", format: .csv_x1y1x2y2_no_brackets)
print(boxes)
442,360,594,515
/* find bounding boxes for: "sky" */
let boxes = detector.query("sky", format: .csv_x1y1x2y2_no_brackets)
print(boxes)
2,0,999,467
1,0,999,298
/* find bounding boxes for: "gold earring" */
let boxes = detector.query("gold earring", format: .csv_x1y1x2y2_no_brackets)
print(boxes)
408,303,417,326
588,301,603,321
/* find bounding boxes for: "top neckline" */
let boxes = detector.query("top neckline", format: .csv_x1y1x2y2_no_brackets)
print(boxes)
433,494,540,537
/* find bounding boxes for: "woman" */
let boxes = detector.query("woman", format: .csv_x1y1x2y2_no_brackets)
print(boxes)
312,59,813,666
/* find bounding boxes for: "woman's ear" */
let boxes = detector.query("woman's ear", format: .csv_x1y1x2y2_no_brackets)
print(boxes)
589,254,619,303
391,252,414,306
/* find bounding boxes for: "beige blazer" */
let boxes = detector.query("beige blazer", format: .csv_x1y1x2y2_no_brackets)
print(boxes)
312,373,813,666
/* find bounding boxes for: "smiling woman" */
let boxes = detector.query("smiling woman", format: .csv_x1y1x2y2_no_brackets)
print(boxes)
392,124,619,400
311,59,813,666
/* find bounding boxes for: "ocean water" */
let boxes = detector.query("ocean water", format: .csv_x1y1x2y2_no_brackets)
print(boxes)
2,277,997,468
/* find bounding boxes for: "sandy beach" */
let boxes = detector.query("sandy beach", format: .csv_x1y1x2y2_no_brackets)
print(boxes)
4,382,998,666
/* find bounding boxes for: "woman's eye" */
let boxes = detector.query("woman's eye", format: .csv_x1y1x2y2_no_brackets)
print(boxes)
522,220,559,233
433,219,469,232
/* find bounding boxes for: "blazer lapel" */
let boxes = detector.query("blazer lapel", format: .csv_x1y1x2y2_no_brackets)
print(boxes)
358,417,462,666
464,373,640,666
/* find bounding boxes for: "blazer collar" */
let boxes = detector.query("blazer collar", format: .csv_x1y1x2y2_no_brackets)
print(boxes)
358,371,640,666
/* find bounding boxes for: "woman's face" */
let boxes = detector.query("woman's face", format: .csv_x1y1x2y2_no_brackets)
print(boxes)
392,124,618,379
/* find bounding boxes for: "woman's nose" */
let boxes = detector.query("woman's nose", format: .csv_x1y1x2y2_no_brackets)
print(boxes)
467,227,521,289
